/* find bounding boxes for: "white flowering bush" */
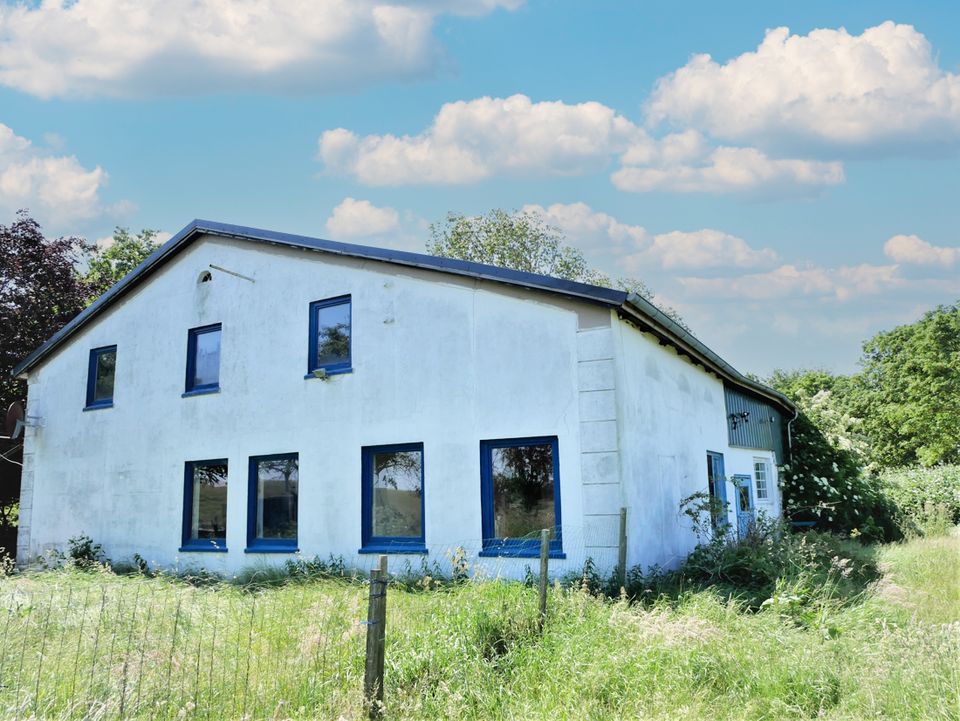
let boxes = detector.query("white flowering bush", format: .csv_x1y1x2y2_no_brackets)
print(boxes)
778,411,897,542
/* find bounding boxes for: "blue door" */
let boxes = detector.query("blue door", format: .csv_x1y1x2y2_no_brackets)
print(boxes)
733,474,755,538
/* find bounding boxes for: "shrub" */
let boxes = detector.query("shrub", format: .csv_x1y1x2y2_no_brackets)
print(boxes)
568,515,880,611
66,533,105,569
879,464,960,536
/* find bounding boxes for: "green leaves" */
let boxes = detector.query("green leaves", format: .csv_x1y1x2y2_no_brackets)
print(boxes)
851,302,960,468
427,208,689,331
84,227,161,300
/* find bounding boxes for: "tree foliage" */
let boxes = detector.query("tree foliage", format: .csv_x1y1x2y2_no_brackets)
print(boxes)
427,209,688,330
428,210,607,284
0,220,164,412
0,212,92,410
771,301,960,477
849,302,960,468
84,227,161,299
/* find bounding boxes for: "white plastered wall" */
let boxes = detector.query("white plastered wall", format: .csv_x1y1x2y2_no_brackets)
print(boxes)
612,319,732,572
19,235,616,577
725,447,782,524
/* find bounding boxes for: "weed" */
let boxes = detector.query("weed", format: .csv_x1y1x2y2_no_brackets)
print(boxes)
66,534,105,570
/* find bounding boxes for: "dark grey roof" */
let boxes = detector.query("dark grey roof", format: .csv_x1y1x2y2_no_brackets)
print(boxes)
12,219,794,412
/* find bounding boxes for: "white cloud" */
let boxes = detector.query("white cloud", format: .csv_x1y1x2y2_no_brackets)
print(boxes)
325,197,400,238
524,201,777,271
522,202,649,254
647,22,960,150
643,229,778,270
318,94,641,185
0,0,522,99
613,141,844,195
883,234,959,267
0,123,113,228
319,97,843,195
677,262,904,301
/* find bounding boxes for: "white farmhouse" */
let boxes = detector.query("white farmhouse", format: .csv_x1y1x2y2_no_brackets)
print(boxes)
13,220,795,577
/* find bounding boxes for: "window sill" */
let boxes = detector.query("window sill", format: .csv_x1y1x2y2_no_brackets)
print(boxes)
304,367,352,380
244,545,299,554
479,548,566,560
83,402,114,411
358,545,427,555
179,545,228,553
182,387,220,398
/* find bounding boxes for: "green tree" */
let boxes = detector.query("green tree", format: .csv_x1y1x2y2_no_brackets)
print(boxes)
84,227,161,299
427,209,688,330
767,368,869,465
849,302,960,468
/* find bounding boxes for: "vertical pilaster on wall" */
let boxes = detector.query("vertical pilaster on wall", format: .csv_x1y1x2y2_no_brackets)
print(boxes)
577,328,622,570
15,452,33,567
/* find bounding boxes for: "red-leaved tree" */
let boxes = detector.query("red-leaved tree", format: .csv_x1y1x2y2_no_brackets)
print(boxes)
0,211,92,412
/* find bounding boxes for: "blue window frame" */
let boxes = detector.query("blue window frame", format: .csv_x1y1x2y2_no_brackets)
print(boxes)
85,345,116,410
479,436,563,558
180,459,228,552
246,453,299,552
706,451,728,531
307,295,351,377
184,323,221,395
360,443,425,554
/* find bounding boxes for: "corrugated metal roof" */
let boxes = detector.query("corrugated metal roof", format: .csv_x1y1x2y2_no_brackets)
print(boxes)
11,219,794,414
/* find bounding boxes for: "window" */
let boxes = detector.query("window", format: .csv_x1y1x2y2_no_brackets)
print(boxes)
307,295,351,376
185,324,221,394
361,443,425,553
247,453,298,551
85,346,117,409
753,458,770,500
181,460,228,551
480,436,562,557
706,451,728,530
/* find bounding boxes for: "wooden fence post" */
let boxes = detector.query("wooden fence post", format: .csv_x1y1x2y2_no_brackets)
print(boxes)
538,529,549,631
364,554,388,719
618,507,627,590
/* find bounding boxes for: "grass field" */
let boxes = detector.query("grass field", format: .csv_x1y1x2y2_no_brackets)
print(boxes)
1,532,957,720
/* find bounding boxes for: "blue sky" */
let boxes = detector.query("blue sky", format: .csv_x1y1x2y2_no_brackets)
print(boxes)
1,0,958,376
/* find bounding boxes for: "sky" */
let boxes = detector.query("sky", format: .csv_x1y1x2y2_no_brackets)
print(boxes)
1,0,958,377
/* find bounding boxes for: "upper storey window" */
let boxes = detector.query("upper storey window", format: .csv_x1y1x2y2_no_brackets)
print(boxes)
185,324,221,395
85,345,116,410
308,295,351,376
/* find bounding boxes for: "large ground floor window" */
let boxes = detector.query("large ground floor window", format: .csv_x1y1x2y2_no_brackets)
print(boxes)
360,443,425,553
247,453,299,552
181,459,228,552
480,436,562,557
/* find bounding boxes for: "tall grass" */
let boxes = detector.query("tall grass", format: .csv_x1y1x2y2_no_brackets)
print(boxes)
1,532,958,720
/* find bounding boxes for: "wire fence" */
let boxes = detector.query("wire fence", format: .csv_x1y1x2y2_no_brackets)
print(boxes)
0,577,369,720
0,525,629,720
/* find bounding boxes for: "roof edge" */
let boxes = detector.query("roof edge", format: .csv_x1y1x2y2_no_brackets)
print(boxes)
11,219,626,378
620,293,796,414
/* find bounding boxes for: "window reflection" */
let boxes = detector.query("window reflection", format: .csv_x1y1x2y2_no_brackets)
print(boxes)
372,449,422,538
491,443,555,540
255,455,298,540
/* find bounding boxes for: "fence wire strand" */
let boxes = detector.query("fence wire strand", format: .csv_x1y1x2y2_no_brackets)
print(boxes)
0,525,626,720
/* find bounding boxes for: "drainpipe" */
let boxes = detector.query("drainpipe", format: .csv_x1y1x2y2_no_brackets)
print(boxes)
786,407,800,463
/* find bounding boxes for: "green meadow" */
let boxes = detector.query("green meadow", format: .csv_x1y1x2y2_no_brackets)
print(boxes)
0,531,957,720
